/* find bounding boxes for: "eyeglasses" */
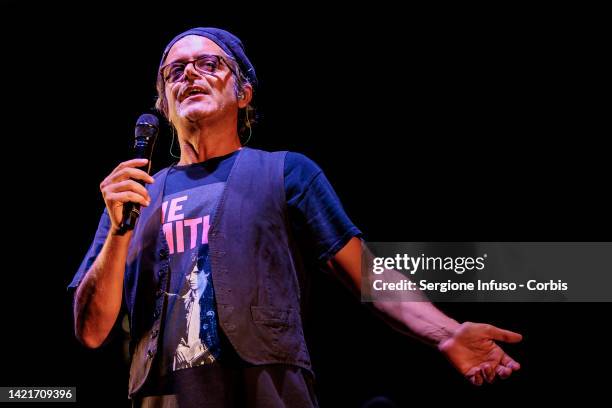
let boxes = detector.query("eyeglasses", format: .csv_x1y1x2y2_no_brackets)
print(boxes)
160,54,236,83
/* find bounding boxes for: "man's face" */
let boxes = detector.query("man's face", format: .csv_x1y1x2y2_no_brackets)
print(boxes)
163,35,239,126
187,262,208,292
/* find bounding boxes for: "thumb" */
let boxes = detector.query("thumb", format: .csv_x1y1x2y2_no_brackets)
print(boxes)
486,325,523,343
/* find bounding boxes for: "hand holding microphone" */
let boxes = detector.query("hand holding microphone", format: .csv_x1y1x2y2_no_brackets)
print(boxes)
99,114,159,235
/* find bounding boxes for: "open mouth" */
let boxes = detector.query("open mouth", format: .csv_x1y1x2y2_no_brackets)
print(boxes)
181,87,208,101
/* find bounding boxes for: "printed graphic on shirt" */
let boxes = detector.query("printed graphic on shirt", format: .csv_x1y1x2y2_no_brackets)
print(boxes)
162,196,213,255
160,181,225,372
172,251,217,370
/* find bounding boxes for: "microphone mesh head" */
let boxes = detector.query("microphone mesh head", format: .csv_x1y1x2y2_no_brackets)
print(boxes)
135,114,159,139
136,113,159,129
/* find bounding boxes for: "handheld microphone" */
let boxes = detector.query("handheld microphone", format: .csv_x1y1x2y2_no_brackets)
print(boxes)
118,113,159,234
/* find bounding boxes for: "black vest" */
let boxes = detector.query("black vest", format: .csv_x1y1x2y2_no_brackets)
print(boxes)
126,148,312,397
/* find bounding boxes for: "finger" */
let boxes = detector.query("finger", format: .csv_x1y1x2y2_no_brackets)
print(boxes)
103,186,150,207
501,354,521,371
465,367,483,386
105,167,155,186
114,167,155,184
106,191,150,207
113,158,149,175
486,325,523,343
101,169,154,192
495,365,513,379
105,159,149,186
105,180,151,201
469,371,483,386
481,363,495,383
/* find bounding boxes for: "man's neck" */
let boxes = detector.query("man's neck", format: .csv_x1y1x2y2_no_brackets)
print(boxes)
176,120,241,165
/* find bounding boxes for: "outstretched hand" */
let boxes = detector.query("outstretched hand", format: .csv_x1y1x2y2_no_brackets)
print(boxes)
438,322,522,385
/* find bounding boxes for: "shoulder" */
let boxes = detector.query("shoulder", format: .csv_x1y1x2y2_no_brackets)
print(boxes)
283,152,326,202
284,151,322,180
241,148,322,178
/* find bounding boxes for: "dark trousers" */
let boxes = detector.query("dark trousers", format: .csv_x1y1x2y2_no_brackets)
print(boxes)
133,363,318,408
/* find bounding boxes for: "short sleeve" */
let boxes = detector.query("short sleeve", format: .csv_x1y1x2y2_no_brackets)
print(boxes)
285,152,362,262
67,208,112,292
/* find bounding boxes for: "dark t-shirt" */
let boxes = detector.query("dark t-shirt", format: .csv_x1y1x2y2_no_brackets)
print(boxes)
140,149,361,400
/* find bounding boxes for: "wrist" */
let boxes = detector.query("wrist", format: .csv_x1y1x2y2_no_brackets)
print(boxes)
435,319,461,348
109,226,133,239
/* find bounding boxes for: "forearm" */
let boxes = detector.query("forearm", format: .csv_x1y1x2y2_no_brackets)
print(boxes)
372,300,460,347
329,237,460,345
371,265,460,346
74,230,132,348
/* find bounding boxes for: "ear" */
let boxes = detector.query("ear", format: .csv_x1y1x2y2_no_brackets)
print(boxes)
237,83,253,108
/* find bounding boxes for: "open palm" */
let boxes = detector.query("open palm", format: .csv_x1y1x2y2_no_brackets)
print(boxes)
438,322,522,385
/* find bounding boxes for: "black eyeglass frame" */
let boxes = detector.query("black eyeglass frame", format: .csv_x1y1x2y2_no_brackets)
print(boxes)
159,54,237,83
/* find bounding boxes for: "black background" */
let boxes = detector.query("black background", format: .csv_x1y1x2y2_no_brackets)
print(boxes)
0,2,609,407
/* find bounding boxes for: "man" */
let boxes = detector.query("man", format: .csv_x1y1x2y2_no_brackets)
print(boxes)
69,27,522,407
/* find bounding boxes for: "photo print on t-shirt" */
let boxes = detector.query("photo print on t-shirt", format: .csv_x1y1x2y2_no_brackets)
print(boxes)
172,251,217,370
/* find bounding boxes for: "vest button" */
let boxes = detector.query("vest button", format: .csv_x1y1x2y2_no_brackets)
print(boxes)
147,349,154,359
159,249,169,260
151,329,159,339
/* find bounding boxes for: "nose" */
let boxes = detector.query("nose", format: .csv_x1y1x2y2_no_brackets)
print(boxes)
184,62,201,81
